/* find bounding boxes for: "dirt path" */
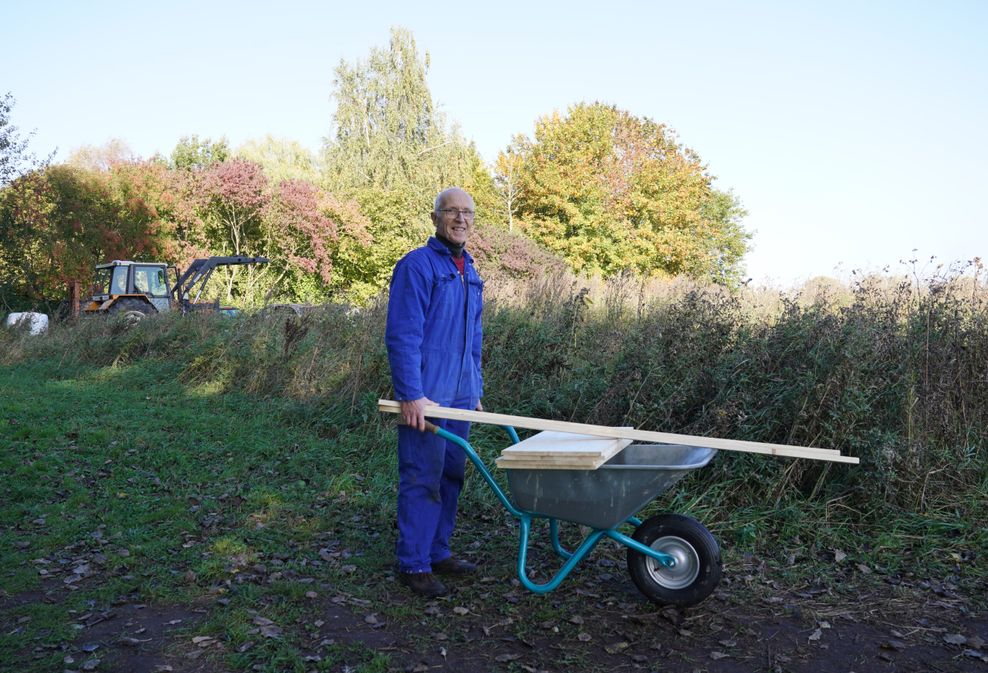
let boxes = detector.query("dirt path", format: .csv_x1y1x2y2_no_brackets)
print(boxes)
10,564,983,673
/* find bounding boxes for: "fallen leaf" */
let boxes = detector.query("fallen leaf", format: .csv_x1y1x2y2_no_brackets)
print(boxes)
453,606,469,615
578,632,592,642
569,615,584,625
495,653,521,663
605,641,629,654
191,636,214,647
833,549,847,562
856,563,872,574
305,591,317,599
710,651,729,660
252,616,275,626
961,649,986,661
259,624,282,638
808,628,823,642
718,639,737,648
943,633,967,645
969,636,985,649
364,614,380,625
81,659,100,670
881,640,907,652
410,664,429,673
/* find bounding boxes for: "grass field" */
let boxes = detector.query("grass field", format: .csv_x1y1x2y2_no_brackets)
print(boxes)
2,272,986,672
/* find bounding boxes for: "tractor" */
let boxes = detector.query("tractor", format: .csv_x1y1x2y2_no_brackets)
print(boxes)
81,255,269,321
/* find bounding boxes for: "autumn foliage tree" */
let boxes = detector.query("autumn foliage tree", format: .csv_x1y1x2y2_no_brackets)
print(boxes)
502,102,749,283
0,163,169,300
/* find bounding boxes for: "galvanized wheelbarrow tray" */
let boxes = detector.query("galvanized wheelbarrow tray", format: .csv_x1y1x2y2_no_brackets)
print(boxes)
422,421,722,607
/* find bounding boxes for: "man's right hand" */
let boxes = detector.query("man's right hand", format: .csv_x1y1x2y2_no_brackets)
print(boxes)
399,397,435,432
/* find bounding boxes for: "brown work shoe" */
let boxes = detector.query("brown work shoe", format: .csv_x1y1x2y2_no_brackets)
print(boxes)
431,557,477,575
398,572,448,597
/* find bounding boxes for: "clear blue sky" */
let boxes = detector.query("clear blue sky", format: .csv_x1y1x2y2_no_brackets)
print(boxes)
5,0,986,286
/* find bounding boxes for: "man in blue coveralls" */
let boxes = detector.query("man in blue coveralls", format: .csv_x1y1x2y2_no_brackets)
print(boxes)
385,187,484,597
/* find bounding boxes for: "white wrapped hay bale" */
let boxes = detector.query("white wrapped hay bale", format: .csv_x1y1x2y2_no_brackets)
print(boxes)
4,312,49,335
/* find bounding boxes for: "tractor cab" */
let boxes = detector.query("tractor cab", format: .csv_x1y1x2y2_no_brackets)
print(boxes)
85,261,174,318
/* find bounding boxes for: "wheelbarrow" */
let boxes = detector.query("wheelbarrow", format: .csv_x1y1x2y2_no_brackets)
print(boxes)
421,421,722,607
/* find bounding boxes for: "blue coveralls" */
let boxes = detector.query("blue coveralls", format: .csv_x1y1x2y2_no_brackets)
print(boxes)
385,237,484,574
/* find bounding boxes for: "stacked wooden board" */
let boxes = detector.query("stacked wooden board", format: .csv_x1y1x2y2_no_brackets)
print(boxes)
378,400,860,465
494,431,633,470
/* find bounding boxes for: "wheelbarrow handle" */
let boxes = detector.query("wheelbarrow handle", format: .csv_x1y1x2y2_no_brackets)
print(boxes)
396,419,440,433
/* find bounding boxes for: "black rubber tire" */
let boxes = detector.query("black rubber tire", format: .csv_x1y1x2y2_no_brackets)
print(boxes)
626,513,721,607
108,297,155,323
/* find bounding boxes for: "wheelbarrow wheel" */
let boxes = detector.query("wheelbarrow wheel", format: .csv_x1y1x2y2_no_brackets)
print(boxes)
626,513,721,607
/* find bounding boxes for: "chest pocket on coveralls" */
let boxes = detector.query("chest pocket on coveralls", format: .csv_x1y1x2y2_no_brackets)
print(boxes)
431,272,460,321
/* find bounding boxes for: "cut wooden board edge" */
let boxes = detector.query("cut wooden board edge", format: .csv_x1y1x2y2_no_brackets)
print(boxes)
495,458,608,470
379,399,860,465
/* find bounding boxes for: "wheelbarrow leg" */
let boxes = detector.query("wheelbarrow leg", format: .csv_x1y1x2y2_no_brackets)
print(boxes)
549,519,572,560
551,517,642,561
517,515,608,593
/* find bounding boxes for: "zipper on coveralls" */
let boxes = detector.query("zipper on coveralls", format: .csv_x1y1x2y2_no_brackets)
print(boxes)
457,261,470,391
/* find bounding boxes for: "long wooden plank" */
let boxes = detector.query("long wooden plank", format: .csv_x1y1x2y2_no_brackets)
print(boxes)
378,399,859,464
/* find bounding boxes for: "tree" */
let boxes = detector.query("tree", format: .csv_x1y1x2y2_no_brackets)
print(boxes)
318,27,508,300
263,182,373,302
510,102,749,283
1,92,48,188
171,134,230,171
0,163,168,300
67,139,136,171
493,137,527,232
323,27,486,202
236,135,319,184
195,159,269,301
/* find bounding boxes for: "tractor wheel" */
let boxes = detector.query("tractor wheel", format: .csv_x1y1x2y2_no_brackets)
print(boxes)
626,513,721,607
109,298,155,324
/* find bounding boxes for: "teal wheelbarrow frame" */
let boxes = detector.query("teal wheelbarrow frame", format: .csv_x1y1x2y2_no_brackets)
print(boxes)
422,421,723,607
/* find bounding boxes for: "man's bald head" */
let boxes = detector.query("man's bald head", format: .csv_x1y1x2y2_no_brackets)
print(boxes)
431,187,476,248
434,187,474,213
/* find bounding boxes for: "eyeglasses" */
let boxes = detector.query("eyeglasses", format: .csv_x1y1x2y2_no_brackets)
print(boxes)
437,208,475,219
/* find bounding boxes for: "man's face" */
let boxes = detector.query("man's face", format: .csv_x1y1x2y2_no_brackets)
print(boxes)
431,189,475,246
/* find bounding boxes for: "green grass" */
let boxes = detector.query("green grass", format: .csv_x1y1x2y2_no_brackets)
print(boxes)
0,355,398,671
